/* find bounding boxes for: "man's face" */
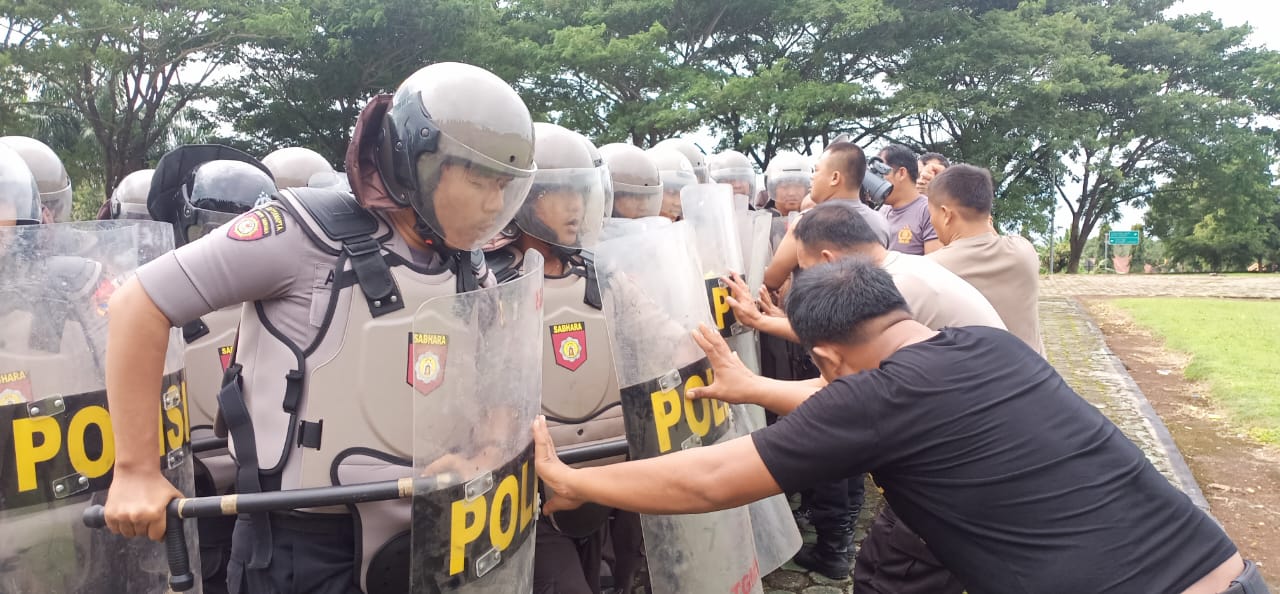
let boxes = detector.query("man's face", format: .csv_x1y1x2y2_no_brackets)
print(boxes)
727,178,753,199
659,189,682,221
774,182,806,214
432,162,512,249
613,193,650,219
879,150,913,195
532,189,586,246
810,154,837,203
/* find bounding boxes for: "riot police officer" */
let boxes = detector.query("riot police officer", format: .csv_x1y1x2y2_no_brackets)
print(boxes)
101,169,156,220
0,144,42,228
486,122,622,593
262,146,340,190
707,150,758,208
101,62,538,594
644,147,696,222
764,152,812,218
0,135,74,223
598,143,662,220
653,137,708,183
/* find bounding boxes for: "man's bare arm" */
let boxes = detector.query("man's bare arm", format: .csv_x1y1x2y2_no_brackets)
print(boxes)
764,227,799,291
534,417,781,515
686,325,825,415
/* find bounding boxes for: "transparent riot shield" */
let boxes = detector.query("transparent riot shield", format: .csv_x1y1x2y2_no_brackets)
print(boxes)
595,221,763,594
0,220,198,593
410,250,544,593
680,184,748,338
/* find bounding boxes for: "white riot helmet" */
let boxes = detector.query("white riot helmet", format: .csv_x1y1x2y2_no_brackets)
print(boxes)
262,147,337,190
0,136,72,222
109,169,156,220
599,144,662,219
645,147,696,221
512,123,609,250
0,144,42,226
708,150,758,205
653,137,708,183
765,151,813,213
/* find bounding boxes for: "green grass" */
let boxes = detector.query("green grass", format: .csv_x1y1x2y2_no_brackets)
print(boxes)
1111,298,1280,444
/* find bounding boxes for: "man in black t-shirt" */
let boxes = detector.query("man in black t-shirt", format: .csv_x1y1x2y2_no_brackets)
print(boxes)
530,258,1264,594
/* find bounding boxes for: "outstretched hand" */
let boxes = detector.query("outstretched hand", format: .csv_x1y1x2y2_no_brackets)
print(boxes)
532,416,586,515
687,324,758,405
721,272,766,329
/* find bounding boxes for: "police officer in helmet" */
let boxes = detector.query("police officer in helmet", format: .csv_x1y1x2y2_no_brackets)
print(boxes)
598,143,662,221
262,146,341,190
0,136,73,223
0,145,43,229
100,169,156,220
100,62,537,594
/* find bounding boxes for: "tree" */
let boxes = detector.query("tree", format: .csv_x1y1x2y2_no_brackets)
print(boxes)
3,0,302,201
1144,127,1280,272
215,0,487,162
1048,1,1279,272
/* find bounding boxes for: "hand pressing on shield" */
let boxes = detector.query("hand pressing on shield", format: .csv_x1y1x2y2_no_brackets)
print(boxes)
687,324,827,416
719,272,801,343
531,415,586,515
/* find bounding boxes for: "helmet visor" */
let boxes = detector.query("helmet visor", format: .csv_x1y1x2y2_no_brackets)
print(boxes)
767,172,811,209
711,167,758,202
658,170,696,220
184,207,238,244
515,167,609,250
40,185,73,223
414,129,536,251
113,201,153,220
611,184,662,219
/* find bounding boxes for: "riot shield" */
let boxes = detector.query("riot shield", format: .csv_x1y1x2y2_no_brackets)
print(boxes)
410,250,544,593
680,184,748,338
594,221,763,594
0,220,198,593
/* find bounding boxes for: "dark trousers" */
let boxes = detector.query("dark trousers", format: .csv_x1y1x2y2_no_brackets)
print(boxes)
807,474,865,543
533,521,603,594
853,506,964,594
1224,560,1271,594
604,511,645,592
227,513,362,594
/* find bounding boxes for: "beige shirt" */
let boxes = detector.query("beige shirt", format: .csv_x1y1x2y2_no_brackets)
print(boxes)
928,233,1044,355
881,251,1006,331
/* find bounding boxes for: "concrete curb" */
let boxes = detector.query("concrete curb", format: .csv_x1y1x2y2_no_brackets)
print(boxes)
1068,299,1212,512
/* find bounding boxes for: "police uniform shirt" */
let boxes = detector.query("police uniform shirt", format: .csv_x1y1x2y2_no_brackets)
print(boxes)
752,326,1238,594
135,202,461,362
880,251,1005,332
880,195,938,255
928,233,1045,356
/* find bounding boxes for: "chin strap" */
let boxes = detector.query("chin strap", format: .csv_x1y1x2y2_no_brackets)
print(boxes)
414,218,485,293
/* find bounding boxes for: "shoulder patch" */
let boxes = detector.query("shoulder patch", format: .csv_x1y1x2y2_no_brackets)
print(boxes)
228,204,288,242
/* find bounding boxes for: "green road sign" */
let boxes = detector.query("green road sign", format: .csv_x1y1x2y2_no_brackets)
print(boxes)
1108,230,1140,245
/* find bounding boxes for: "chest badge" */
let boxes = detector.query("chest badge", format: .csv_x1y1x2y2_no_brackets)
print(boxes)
218,345,235,372
897,226,913,245
550,321,588,372
407,332,448,396
0,369,32,405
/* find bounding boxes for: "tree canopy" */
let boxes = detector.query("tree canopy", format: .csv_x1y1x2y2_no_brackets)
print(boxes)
3,0,1278,270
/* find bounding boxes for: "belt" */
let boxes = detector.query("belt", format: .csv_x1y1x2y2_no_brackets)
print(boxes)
268,510,355,537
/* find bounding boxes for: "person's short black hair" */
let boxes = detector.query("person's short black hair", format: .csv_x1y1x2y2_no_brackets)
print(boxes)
879,144,919,182
823,142,866,191
930,164,994,216
920,152,950,168
785,257,910,348
793,200,881,253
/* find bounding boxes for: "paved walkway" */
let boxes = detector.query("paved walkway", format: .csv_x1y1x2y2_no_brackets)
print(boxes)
757,276,1243,592
1040,273,1280,299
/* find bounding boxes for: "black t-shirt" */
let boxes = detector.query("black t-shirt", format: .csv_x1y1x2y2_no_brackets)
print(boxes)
752,326,1236,594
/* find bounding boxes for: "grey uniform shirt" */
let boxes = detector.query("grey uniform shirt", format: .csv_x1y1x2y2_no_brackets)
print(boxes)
881,251,1006,332
136,202,459,349
880,195,938,255
928,233,1045,355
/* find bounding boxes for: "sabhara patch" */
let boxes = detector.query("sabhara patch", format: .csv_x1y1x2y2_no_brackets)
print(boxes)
228,205,287,241
550,321,588,372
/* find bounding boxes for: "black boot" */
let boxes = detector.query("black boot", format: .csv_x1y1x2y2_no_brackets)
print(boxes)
792,529,854,580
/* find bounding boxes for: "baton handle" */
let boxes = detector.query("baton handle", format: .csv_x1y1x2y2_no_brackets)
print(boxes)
80,501,195,592
164,499,196,591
